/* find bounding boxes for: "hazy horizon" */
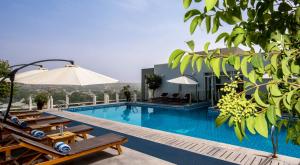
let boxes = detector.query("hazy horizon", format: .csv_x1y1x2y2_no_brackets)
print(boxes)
0,0,235,82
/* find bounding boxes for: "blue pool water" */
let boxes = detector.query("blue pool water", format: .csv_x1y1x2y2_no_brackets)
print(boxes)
71,104,300,158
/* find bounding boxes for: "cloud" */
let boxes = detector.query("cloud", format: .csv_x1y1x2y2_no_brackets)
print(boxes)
112,0,149,12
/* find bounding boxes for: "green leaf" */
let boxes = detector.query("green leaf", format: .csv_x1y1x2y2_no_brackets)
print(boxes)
215,32,229,42
183,0,192,9
190,16,200,34
269,84,282,97
191,55,200,70
205,0,218,11
172,54,184,69
246,116,256,134
186,40,195,51
295,100,300,114
270,54,279,71
275,107,281,117
267,105,276,125
184,9,201,22
210,58,221,78
169,49,185,67
204,42,210,54
231,27,245,36
205,15,211,33
241,56,250,77
282,58,291,76
282,95,292,110
248,70,257,84
233,34,244,47
254,113,268,138
228,117,234,127
215,115,229,127
222,58,229,77
196,57,203,72
234,56,240,70
291,60,300,74
251,54,264,70
180,55,192,74
228,55,235,66
254,88,268,107
212,15,219,34
287,92,296,106
234,124,243,141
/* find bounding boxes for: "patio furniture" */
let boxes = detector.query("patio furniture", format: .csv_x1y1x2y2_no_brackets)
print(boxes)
181,93,192,104
1,133,127,164
0,115,71,131
15,112,42,119
0,123,93,143
22,115,57,123
151,92,169,102
47,131,76,145
168,93,181,103
8,110,39,115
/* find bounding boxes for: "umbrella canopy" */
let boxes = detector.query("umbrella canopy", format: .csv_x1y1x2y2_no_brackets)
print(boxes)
15,65,118,86
15,67,48,80
167,75,198,85
0,68,48,82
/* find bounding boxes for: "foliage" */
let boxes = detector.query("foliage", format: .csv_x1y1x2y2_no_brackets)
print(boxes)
169,0,300,144
34,92,49,109
145,74,162,96
121,85,132,102
0,60,10,101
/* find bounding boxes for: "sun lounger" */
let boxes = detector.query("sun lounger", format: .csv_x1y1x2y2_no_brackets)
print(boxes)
0,115,71,131
1,133,127,164
28,118,72,128
151,93,169,103
168,93,180,103
15,112,42,119
1,123,93,143
22,115,57,123
9,110,39,115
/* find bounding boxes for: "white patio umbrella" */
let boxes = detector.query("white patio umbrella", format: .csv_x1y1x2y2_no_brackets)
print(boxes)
167,75,199,103
167,75,198,85
15,65,118,86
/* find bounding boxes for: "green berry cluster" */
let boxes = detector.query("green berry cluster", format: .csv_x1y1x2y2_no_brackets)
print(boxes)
217,80,257,125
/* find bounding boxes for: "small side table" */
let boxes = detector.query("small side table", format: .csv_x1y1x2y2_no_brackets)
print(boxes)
47,131,76,146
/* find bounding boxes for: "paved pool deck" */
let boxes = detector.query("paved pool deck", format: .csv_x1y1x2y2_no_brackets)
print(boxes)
45,109,300,165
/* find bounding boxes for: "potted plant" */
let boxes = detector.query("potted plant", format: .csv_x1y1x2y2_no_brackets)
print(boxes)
34,92,49,110
145,74,162,98
121,85,131,102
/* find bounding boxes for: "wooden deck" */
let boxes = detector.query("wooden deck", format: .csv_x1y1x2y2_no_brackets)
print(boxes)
46,109,300,165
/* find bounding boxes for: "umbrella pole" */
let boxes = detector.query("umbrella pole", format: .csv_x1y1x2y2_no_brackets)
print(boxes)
3,75,15,122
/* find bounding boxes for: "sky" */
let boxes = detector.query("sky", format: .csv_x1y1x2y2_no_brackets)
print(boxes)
0,0,234,82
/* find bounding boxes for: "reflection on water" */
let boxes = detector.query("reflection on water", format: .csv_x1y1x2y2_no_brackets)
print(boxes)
76,105,300,158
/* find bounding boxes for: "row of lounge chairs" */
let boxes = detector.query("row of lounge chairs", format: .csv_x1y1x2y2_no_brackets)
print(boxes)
151,93,191,104
0,110,128,164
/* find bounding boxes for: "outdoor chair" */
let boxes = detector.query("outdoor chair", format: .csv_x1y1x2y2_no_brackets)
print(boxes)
181,93,191,104
0,115,72,132
168,93,181,103
0,123,93,144
9,110,39,115
22,115,57,123
0,133,128,165
151,92,169,103
14,112,42,119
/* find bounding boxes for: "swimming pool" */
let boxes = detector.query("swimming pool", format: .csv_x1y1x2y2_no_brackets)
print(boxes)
69,103,300,158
